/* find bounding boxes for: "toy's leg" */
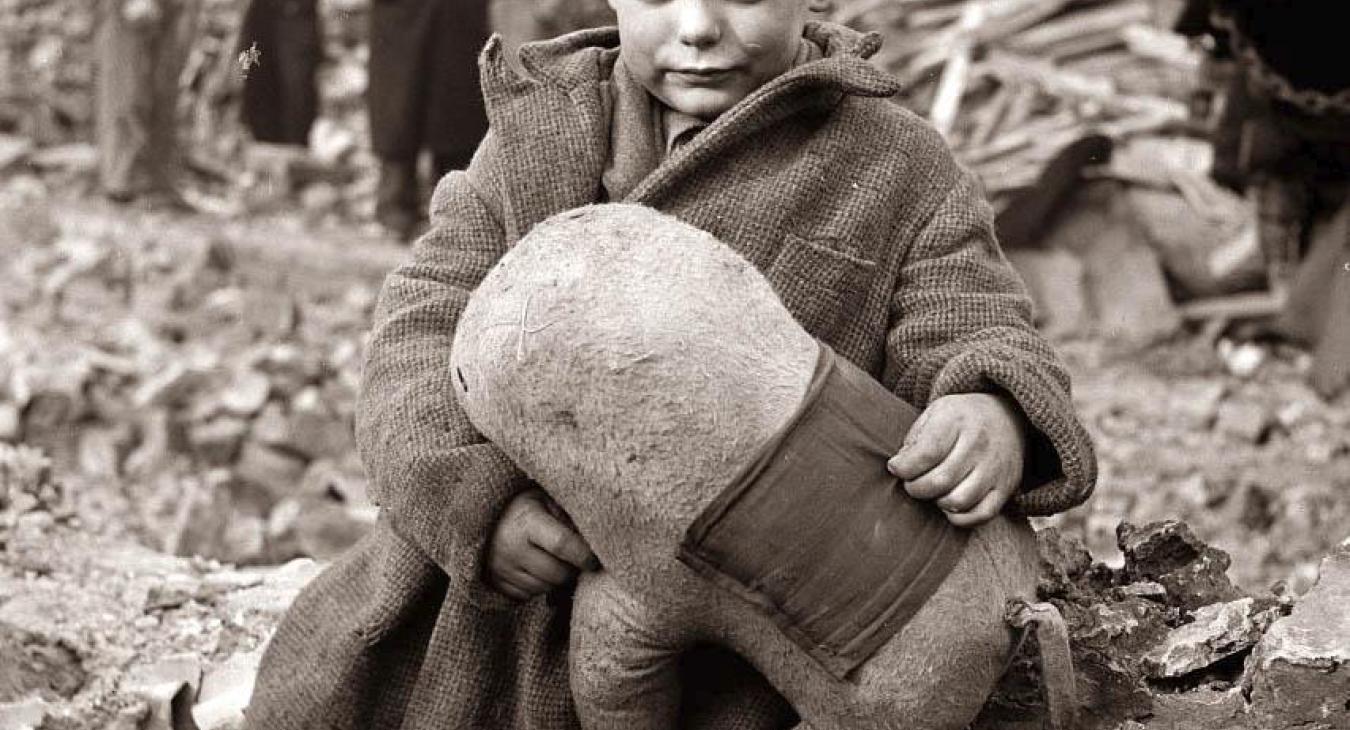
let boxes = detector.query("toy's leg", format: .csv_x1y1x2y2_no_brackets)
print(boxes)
570,572,682,730
720,514,1040,730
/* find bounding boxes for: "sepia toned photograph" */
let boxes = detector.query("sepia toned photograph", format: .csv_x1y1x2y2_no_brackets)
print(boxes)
0,0,1346,728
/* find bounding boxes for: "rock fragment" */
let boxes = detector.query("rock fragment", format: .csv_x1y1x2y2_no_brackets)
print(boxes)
1141,597,1281,679
1118,521,1243,611
1214,399,1272,443
1247,544,1350,729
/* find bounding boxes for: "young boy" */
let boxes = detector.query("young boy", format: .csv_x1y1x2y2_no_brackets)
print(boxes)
245,2,1097,728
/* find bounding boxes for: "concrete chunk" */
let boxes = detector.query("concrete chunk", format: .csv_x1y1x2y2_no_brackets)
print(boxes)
1247,544,1350,729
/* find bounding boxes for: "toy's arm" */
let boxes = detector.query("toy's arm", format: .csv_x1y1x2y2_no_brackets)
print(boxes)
882,166,1097,517
356,131,532,605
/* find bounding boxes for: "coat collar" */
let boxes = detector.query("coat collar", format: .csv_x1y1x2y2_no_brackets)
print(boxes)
476,22,901,238
505,22,899,100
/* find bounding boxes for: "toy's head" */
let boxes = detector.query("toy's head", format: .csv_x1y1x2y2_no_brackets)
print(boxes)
450,204,818,565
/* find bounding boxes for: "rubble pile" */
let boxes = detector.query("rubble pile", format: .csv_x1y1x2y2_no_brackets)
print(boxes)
828,0,1271,343
0,195,379,566
1057,350,1350,594
834,0,1201,193
0,516,320,730
976,520,1350,730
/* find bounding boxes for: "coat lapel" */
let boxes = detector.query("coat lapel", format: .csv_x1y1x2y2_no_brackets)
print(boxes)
479,34,612,242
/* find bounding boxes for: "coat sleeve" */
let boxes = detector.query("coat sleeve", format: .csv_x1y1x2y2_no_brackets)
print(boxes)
355,132,529,601
883,166,1097,516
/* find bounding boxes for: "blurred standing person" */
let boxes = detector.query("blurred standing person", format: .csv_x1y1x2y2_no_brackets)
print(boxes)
238,0,321,146
489,0,614,56
368,0,489,241
96,0,201,203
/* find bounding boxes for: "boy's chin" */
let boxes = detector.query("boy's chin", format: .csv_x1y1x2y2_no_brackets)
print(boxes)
660,89,747,122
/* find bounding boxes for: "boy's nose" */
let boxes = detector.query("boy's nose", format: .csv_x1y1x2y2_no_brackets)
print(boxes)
676,0,722,47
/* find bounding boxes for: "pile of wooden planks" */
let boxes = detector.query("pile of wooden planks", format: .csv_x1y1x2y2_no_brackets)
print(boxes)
832,0,1203,200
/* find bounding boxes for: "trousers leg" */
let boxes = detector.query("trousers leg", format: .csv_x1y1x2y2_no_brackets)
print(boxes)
96,0,153,198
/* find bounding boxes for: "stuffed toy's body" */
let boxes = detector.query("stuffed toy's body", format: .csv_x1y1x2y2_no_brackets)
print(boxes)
451,204,1041,730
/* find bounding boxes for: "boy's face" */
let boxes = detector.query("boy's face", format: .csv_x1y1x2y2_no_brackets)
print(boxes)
610,0,814,121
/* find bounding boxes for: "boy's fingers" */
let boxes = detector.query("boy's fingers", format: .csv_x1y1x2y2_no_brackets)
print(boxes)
944,488,1009,528
518,548,576,586
888,416,959,482
934,466,990,513
527,510,599,571
490,574,538,601
901,429,976,500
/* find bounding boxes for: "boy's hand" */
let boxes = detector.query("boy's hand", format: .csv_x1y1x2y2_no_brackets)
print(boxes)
887,393,1028,528
486,487,600,601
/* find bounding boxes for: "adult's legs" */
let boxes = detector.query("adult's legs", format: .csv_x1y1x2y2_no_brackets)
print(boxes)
96,0,153,200
368,0,435,238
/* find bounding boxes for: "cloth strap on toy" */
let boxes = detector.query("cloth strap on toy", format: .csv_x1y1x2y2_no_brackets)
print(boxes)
678,343,969,680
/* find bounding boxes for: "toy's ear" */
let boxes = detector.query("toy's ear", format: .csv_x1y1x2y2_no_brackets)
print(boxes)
808,0,832,13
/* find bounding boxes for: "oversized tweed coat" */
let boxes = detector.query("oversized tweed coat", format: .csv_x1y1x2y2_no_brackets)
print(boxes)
245,22,1097,730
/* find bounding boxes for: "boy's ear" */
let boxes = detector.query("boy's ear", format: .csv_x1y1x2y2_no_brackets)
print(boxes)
807,0,832,12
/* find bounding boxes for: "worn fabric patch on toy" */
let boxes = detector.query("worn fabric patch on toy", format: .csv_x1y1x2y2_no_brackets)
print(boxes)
678,344,968,680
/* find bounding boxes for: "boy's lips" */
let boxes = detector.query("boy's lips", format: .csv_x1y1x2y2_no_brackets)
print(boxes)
667,67,738,86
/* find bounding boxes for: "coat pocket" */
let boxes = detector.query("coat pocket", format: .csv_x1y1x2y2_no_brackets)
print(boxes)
767,233,878,338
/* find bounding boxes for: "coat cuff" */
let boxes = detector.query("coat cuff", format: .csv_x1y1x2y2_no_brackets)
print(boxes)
927,346,1097,516
380,442,533,612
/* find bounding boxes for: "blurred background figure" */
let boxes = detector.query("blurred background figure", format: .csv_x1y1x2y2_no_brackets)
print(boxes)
489,0,614,57
367,0,489,241
238,0,320,147
96,0,202,203
1177,0,1350,396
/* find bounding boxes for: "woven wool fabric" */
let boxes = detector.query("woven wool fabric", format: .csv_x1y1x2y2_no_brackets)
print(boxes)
245,21,1097,730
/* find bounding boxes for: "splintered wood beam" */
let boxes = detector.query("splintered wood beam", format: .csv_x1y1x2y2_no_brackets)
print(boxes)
1176,291,1287,321
930,0,990,137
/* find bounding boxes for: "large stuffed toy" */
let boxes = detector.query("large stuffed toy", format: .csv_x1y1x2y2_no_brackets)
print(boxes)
451,204,1050,730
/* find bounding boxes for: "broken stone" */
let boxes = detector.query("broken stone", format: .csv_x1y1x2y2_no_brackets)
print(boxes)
133,361,207,409
218,371,271,418
234,440,308,502
1214,399,1272,444
0,403,19,442
249,402,290,448
1167,381,1226,431
1036,527,1097,601
1068,597,1171,658
76,424,134,479
192,649,264,730
1141,597,1280,679
218,511,267,565
298,458,369,507
1217,339,1268,379
0,621,86,702
252,343,319,398
1118,521,1243,611
285,388,352,460
1247,544,1350,729
1146,686,1246,730
123,654,202,730
217,558,321,619
1114,581,1167,601
0,697,50,730
188,417,249,466
144,574,201,611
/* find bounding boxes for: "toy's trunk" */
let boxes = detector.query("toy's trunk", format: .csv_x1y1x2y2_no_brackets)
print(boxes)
451,204,819,579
